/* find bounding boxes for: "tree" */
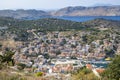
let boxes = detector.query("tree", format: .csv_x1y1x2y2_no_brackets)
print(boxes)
43,53,50,59
17,63,26,70
0,51,15,66
82,35,88,43
101,55,120,80
55,50,61,55
71,44,76,48
105,48,115,57
0,43,2,49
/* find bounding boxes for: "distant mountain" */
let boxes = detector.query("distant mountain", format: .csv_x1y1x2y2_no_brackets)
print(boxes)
0,6,120,19
0,9,50,19
50,5,120,16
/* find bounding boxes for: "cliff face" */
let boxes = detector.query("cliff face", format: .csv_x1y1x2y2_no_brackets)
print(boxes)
50,6,120,16
0,6,120,19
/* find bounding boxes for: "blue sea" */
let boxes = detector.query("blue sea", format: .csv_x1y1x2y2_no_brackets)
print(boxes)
54,16,120,22
24,16,120,22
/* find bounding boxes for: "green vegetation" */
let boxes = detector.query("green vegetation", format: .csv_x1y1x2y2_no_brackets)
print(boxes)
0,50,15,69
0,71,46,80
35,72,43,77
0,17,84,31
72,67,99,80
0,72,27,80
0,17,120,42
101,55,120,80
0,17,86,41
72,55,120,80
17,63,26,70
82,18,120,29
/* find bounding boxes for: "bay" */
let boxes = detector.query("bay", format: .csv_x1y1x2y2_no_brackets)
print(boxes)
24,16,120,22
53,16,120,22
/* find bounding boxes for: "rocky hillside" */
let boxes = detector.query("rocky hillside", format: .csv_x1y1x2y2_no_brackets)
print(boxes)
82,18,120,28
0,17,120,30
50,6,120,16
0,17,120,41
0,9,50,19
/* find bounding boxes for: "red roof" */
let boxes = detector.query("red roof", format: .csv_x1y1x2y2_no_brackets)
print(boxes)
86,64,92,69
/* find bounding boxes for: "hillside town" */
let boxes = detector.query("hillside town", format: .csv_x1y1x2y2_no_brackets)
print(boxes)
0,27,119,79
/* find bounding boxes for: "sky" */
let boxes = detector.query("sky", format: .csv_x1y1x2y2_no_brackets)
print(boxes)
0,0,120,10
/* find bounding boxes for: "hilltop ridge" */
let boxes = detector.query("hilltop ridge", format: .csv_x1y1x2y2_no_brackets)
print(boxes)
0,6,120,19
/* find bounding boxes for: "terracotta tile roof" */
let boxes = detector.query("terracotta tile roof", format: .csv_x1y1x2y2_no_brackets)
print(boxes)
86,64,92,69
